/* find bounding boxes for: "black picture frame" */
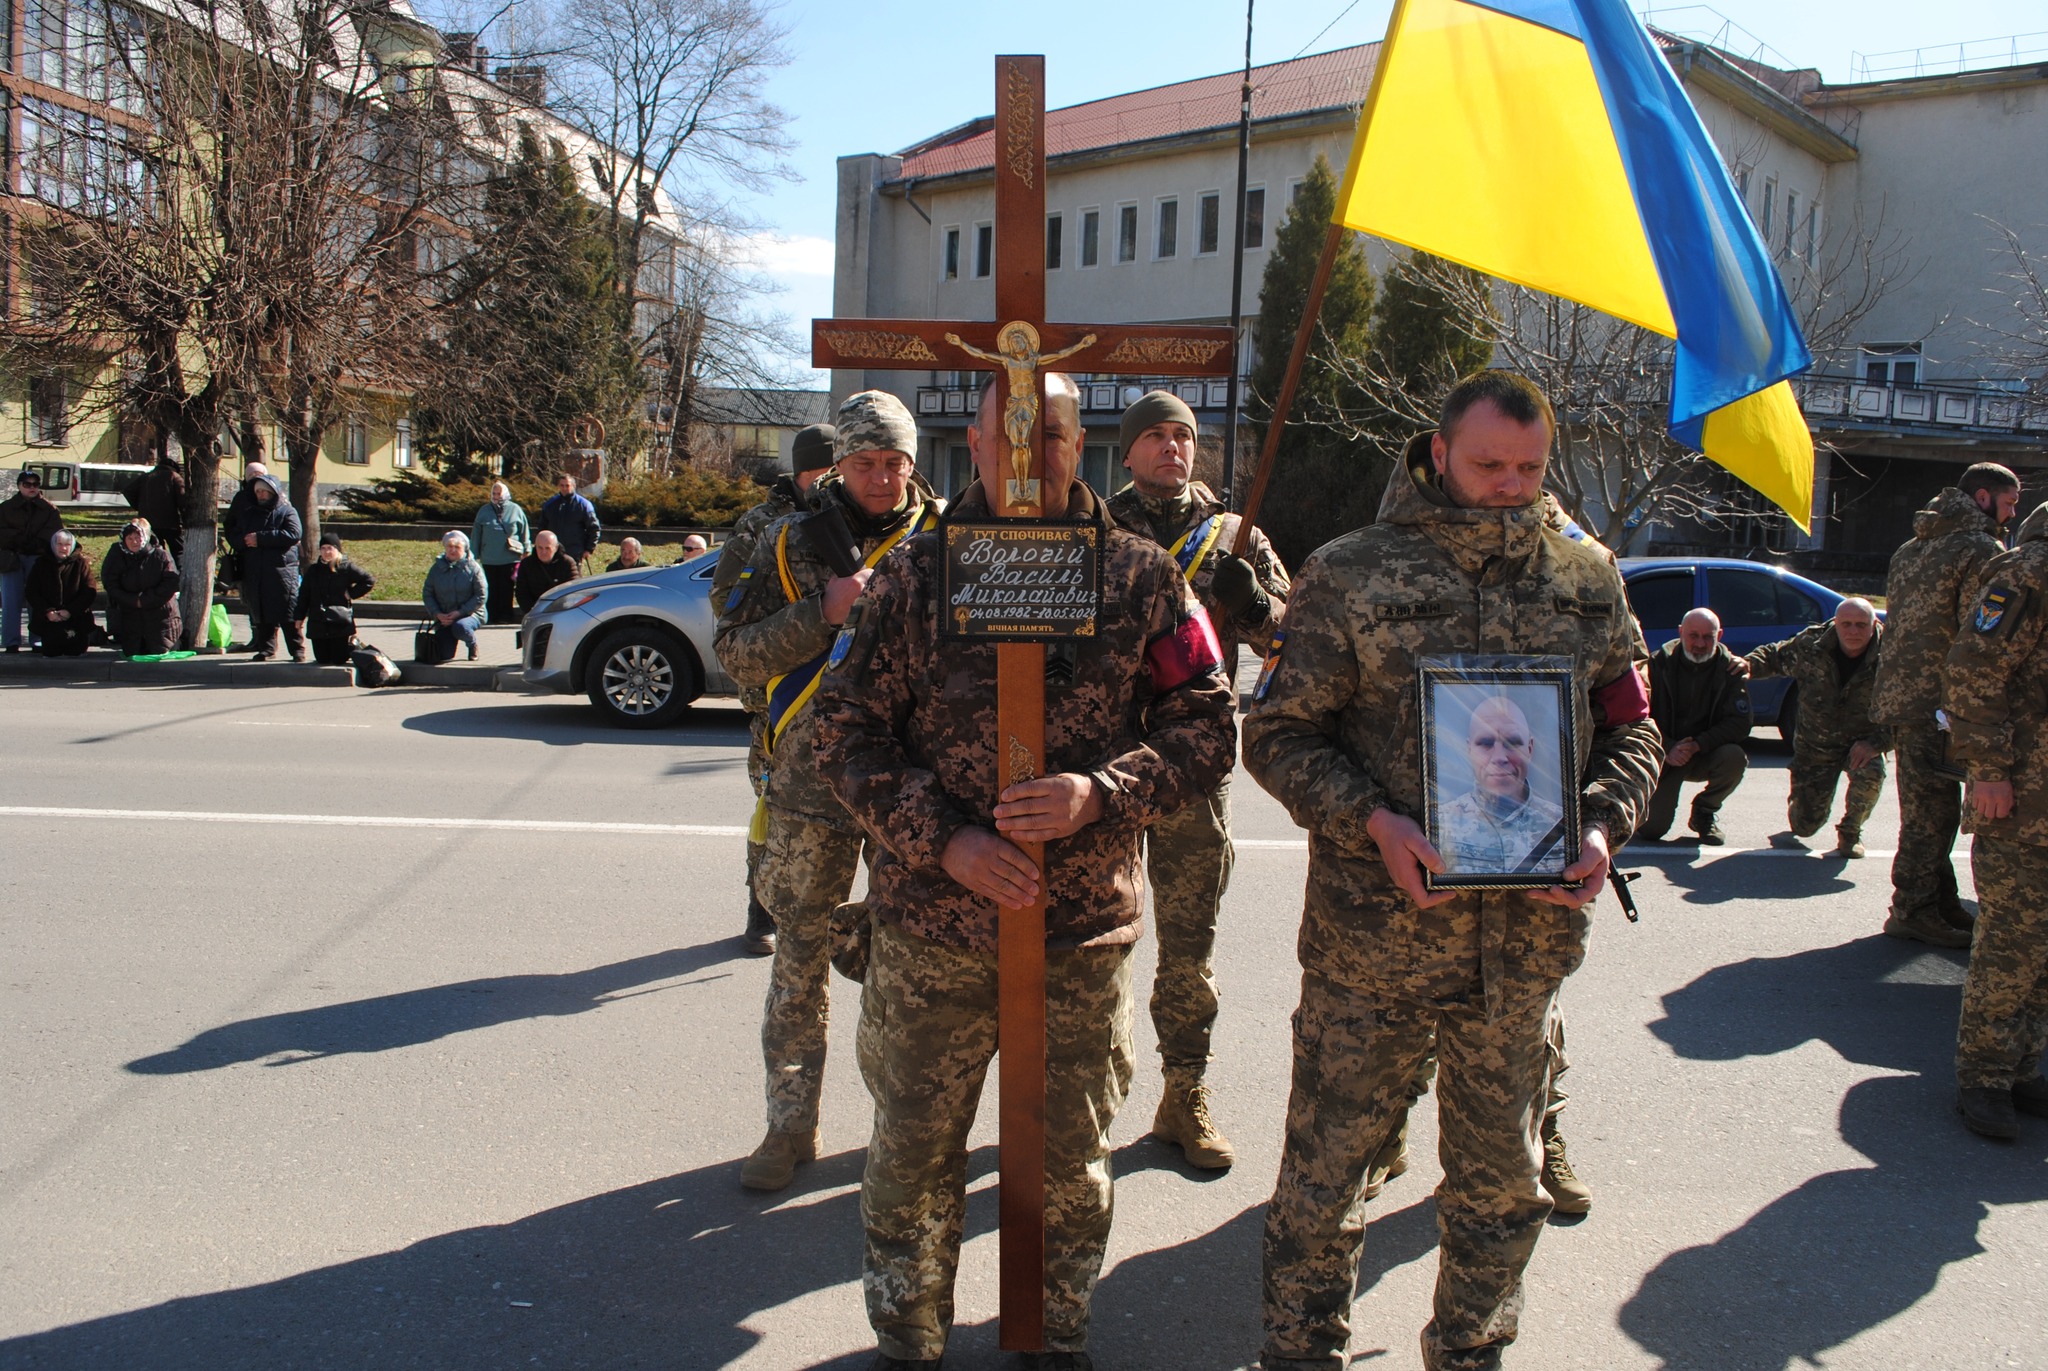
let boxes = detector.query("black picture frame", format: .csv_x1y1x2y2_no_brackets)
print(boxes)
1418,654,1580,891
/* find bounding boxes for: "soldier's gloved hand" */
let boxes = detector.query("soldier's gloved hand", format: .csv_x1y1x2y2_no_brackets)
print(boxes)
1210,553,1268,621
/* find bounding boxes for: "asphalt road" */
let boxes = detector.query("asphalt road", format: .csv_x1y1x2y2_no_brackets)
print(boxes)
1,678,2042,1371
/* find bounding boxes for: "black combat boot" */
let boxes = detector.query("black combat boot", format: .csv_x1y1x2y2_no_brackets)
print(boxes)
2012,1075,2048,1120
1957,1086,2019,1140
743,898,775,956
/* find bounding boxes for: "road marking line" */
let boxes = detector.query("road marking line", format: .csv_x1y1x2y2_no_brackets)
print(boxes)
0,806,748,837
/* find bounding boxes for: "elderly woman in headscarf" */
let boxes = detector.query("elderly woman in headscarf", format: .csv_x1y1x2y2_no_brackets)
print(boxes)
101,518,182,656
471,480,530,625
26,528,97,656
421,529,488,661
235,471,304,660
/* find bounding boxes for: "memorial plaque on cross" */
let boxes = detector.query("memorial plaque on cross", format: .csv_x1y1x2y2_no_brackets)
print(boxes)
811,55,1235,1350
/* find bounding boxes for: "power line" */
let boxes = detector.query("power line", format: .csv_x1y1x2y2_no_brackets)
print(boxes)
1287,0,1367,63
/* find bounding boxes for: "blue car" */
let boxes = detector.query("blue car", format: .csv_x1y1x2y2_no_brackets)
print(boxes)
1619,557,1872,744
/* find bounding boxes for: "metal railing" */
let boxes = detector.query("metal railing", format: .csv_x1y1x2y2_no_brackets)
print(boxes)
1850,33,2048,82
1797,374,2047,434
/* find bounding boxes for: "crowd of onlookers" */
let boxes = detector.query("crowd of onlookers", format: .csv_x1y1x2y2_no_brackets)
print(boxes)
0,463,711,662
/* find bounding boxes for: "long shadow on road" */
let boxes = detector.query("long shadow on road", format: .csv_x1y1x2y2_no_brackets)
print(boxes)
126,943,741,1074
401,700,749,746
1621,936,2038,1370
0,1147,993,1371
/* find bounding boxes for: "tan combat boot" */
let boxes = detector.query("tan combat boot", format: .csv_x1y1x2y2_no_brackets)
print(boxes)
1883,908,1972,949
1540,1115,1592,1214
739,1127,819,1191
1151,1078,1236,1170
1363,1107,1411,1200
1833,825,1866,858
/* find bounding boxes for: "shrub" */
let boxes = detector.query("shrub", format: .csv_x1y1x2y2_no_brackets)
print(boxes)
335,468,758,528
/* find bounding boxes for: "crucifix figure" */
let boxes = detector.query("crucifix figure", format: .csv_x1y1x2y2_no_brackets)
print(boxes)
811,55,1236,1351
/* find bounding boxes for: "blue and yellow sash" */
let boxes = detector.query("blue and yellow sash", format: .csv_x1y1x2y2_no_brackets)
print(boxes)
1169,512,1226,584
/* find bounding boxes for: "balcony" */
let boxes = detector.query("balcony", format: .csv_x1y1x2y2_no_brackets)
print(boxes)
1797,375,2046,437
915,376,1239,421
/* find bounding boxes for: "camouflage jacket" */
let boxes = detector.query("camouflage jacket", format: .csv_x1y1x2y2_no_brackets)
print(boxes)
1105,480,1290,654
812,480,1238,953
712,478,808,713
1945,511,2048,846
1872,488,2006,729
1241,441,1662,1012
715,478,938,832
1745,619,1889,756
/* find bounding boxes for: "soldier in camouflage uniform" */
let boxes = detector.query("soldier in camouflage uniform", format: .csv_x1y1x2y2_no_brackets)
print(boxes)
713,423,837,956
1105,390,1291,1171
715,398,938,1192
813,374,1237,1371
1743,598,1889,857
1946,502,2048,1139
1243,372,1661,1371
1872,465,2022,948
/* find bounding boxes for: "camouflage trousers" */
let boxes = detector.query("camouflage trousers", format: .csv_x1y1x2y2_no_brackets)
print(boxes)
1263,973,1560,1371
1787,747,1887,839
1891,724,1966,922
1955,837,2048,1090
1388,1003,1569,1126
858,920,1135,1361
745,707,768,918
1145,776,1233,1078
757,807,864,1134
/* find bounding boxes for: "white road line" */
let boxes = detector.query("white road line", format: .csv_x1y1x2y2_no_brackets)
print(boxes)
0,806,747,837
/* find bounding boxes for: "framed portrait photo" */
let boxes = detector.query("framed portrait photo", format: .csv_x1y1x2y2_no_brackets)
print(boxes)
1418,655,1580,891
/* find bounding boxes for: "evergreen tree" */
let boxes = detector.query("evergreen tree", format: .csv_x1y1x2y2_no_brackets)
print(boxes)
1246,155,1378,569
419,130,646,478
1368,251,1495,400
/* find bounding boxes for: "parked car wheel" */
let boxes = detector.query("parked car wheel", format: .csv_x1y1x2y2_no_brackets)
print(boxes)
1778,686,1798,746
585,627,697,728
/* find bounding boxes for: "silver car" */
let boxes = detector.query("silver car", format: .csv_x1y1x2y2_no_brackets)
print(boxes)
517,553,735,728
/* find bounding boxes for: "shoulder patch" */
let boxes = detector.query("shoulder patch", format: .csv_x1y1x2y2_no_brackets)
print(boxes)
1973,584,2021,636
1253,629,1286,701
723,565,755,613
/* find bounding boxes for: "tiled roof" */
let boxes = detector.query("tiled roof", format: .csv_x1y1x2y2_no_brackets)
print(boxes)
892,43,1380,183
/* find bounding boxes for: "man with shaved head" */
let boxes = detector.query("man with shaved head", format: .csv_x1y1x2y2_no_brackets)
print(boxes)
1741,597,1889,858
1438,694,1567,873
1642,607,1752,844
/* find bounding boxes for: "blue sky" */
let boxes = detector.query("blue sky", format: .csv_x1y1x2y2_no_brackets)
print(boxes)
429,1,2048,378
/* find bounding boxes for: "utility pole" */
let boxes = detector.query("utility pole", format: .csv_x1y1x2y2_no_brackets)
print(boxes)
1221,0,1254,508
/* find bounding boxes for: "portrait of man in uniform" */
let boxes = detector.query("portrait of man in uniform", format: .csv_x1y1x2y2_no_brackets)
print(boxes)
1424,667,1577,885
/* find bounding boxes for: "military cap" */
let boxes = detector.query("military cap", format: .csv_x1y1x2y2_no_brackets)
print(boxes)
792,423,837,474
1120,390,1198,454
835,390,919,460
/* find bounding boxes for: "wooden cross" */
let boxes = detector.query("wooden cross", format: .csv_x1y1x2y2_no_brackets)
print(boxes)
811,54,1234,1350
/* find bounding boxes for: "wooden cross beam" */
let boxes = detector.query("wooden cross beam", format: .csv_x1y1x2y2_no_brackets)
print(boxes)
811,55,1234,1350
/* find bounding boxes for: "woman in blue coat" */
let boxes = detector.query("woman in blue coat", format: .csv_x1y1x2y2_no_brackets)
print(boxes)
232,473,304,660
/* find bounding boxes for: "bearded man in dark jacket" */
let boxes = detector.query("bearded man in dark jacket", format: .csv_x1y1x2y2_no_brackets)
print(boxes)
1642,607,1752,844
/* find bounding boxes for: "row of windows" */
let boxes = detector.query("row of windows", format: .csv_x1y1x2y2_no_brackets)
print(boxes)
942,186,1274,280
21,379,413,468
18,0,147,114
1732,165,1821,268
17,94,149,216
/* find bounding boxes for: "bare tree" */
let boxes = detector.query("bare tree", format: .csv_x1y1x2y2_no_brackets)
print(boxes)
1976,219,2048,384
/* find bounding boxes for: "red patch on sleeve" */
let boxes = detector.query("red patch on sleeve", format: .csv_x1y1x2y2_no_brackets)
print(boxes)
1147,605,1225,693
1593,665,1652,725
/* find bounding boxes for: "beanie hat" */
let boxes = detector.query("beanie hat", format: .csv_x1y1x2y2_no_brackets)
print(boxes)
791,423,838,474
1119,390,1198,455
835,391,919,460
319,531,344,551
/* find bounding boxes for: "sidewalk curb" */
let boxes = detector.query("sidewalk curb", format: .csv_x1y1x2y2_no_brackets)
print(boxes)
0,655,533,692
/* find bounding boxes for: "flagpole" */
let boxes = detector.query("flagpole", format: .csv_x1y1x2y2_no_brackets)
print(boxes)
1231,0,1409,555
1220,0,1254,510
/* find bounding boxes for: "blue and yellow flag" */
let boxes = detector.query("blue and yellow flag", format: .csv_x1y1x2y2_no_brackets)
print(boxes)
1335,0,1816,529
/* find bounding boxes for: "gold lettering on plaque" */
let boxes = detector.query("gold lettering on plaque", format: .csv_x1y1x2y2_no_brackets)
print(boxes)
821,330,941,363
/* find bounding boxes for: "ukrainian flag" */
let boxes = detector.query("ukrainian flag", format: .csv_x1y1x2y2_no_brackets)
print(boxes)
1335,0,1816,529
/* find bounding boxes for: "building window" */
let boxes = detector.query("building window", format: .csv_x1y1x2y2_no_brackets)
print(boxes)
732,424,777,460
1198,191,1221,254
1288,177,1306,205
1046,213,1062,270
1116,203,1138,263
943,226,960,280
1079,208,1100,268
1782,190,1798,255
1155,198,1178,259
974,223,992,278
1243,187,1265,250
394,419,413,469
18,95,148,216
1760,178,1776,240
1861,345,1920,387
28,373,66,446
345,421,369,465
22,0,145,113
1734,163,1752,201
1803,203,1821,267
